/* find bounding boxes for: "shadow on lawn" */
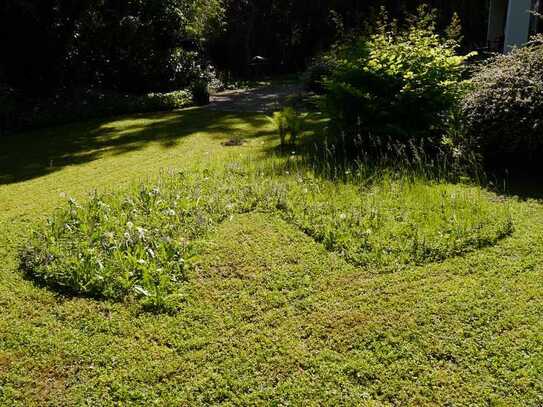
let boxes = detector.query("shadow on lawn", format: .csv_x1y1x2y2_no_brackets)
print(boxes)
488,168,543,201
0,108,271,185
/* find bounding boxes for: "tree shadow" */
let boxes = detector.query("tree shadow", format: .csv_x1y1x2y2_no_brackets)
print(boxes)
0,108,272,185
487,167,543,201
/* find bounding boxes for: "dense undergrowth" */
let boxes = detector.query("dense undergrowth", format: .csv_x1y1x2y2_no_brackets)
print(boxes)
21,160,513,313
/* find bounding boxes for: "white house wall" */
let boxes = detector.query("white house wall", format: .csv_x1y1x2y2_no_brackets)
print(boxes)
504,0,532,51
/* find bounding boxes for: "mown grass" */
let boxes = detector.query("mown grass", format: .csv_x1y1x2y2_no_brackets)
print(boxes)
1,107,542,405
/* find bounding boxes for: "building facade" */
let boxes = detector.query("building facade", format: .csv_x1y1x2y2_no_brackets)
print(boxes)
488,0,542,51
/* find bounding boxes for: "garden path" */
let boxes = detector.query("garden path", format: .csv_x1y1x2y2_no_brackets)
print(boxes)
208,82,303,113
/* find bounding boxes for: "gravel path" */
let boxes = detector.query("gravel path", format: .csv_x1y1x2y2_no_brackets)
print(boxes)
207,83,303,113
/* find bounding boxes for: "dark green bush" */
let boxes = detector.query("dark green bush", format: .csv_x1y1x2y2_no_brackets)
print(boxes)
322,8,471,154
191,80,210,106
461,35,543,160
5,89,193,133
0,84,18,135
303,60,332,94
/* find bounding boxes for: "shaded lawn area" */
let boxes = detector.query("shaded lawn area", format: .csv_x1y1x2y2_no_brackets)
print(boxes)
0,108,272,186
0,107,542,405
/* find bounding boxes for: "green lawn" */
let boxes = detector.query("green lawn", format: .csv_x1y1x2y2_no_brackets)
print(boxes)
1,107,542,405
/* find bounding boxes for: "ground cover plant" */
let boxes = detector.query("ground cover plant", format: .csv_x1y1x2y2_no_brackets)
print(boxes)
1,107,542,405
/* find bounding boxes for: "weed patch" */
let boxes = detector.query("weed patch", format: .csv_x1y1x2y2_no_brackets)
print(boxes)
21,164,513,312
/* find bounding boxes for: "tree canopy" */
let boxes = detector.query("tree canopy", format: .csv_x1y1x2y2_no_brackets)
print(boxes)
0,0,488,97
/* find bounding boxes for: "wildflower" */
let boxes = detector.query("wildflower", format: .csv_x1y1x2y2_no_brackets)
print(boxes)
339,213,347,220
133,285,150,297
126,221,134,230
137,259,146,265
136,227,146,239
68,197,80,207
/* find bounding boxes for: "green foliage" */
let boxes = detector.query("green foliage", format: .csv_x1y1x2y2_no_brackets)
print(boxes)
267,111,288,147
13,90,192,131
21,160,513,312
283,175,512,269
138,90,193,113
461,35,543,159
282,107,308,146
445,12,464,44
1,0,225,96
210,1,488,78
322,7,472,154
268,107,308,147
1,109,540,404
303,60,332,93
191,80,211,106
20,170,280,313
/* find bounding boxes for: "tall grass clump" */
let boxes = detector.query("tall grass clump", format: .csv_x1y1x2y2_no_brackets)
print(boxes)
281,171,512,270
268,107,308,148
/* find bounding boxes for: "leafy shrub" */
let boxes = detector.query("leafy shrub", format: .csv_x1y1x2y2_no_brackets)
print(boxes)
322,7,472,154
21,163,513,312
268,111,288,147
461,35,543,160
303,60,332,94
268,107,308,147
6,89,193,133
141,90,193,111
191,80,210,106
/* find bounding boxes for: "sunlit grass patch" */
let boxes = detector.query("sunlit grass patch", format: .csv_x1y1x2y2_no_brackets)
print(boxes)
19,170,273,313
20,161,513,312
283,175,513,270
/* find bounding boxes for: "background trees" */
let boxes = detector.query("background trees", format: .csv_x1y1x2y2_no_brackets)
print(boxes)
0,0,224,96
209,0,489,76
1,0,490,98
